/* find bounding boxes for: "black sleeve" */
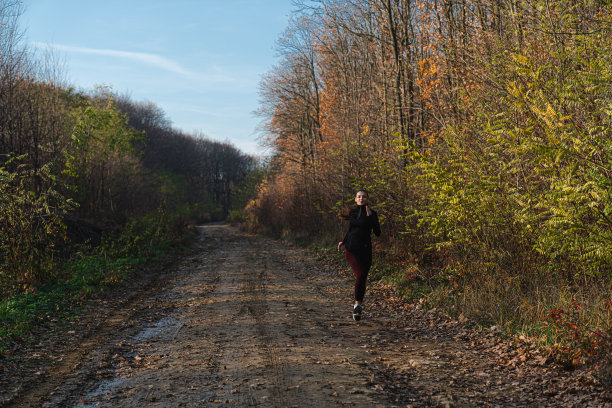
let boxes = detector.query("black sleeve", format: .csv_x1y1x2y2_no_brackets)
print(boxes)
371,212,381,237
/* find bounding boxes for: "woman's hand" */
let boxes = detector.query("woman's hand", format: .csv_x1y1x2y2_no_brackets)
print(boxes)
365,205,372,217
337,241,344,251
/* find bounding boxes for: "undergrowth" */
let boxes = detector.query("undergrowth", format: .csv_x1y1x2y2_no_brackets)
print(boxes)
0,208,191,353
309,242,612,387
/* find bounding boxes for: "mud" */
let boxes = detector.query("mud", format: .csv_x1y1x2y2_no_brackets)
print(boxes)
1,224,609,407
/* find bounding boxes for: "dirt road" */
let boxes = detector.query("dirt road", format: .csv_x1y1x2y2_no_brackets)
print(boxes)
1,224,610,407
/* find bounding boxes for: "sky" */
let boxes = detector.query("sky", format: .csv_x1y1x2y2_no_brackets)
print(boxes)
22,0,296,155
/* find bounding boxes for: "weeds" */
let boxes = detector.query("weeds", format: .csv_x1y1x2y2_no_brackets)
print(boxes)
0,251,138,353
546,299,612,384
0,207,189,353
315,241,612,385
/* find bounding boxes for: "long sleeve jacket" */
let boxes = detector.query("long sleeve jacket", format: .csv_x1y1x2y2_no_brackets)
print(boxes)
342,206,381,252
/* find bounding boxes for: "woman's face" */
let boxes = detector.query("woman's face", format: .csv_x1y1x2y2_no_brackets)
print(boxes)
355,191,369,206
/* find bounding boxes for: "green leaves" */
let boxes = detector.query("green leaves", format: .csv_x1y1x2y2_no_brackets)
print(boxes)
0,155,75,297
71,98,143,155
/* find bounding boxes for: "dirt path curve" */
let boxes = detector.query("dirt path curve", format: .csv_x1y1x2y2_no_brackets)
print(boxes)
2,224,610,407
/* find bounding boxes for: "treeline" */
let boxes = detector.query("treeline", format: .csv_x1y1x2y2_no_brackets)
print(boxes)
0,1,253,299
252,0,611,369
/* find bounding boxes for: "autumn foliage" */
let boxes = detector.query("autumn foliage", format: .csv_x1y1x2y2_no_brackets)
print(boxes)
253,0,611,375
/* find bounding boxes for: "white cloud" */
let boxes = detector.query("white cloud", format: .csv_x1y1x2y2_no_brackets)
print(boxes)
31,41,257,89
32,42,191,76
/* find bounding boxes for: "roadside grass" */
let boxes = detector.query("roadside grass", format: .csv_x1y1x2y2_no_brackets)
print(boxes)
0,210,194,354
409,262,611,384
0,254,138,352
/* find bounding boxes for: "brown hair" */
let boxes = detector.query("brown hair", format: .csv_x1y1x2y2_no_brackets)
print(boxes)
356,188,369,197
338,204,351,220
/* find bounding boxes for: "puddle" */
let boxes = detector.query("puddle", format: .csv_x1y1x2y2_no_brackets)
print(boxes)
74,376,129,407
132,316,182,341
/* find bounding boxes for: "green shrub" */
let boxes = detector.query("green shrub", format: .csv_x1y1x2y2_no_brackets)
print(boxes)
0,156,75,297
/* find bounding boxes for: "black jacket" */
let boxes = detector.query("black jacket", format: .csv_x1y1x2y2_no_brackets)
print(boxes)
342,206,381,252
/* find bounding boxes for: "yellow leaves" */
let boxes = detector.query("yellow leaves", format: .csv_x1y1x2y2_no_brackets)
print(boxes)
544,103,555,118
507,80,574,143
531,101,576,146
515,197,528,208
589,190,601,202
362,124,370,136
530,103,557,129
506,81,526,100
511,53,530,67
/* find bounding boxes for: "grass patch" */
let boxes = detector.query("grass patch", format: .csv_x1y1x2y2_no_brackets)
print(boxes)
414,261,612,384
0,209,191,354
0,252,151,353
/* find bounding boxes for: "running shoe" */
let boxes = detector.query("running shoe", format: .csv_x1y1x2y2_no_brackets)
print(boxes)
353,304,362,321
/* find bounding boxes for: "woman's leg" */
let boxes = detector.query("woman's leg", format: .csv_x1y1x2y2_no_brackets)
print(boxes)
345,250,370,303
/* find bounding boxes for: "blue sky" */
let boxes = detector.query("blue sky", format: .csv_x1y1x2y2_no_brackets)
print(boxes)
22,0,295,155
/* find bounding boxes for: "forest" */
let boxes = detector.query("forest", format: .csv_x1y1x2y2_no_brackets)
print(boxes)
1,0,610,385
248,0,611,376
0,1,253,340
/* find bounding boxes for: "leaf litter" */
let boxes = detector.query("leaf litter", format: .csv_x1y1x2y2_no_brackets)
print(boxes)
0,224,609,407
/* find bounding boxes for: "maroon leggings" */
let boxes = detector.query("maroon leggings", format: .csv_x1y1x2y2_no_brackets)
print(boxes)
345,249,372,302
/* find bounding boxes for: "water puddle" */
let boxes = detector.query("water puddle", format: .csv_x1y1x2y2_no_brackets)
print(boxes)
132,315,182,341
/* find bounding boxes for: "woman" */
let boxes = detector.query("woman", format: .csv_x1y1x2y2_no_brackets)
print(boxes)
337,189,381,321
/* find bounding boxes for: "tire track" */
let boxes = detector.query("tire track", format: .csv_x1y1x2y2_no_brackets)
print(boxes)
4,225,390,407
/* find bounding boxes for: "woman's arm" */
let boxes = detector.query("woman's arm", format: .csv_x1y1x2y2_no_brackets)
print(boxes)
372,212,381,237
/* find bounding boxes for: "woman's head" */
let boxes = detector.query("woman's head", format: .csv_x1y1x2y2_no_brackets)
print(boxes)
354,189,369,206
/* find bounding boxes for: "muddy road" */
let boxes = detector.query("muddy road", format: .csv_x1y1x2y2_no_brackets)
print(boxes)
2,224,609,407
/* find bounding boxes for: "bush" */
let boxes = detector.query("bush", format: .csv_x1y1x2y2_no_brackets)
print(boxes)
0,156,75,298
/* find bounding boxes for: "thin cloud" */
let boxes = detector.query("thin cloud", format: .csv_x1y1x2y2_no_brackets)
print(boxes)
32,42,191,76
31,42,254,88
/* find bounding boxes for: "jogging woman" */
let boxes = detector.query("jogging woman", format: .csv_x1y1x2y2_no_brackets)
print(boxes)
337,189,381,321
